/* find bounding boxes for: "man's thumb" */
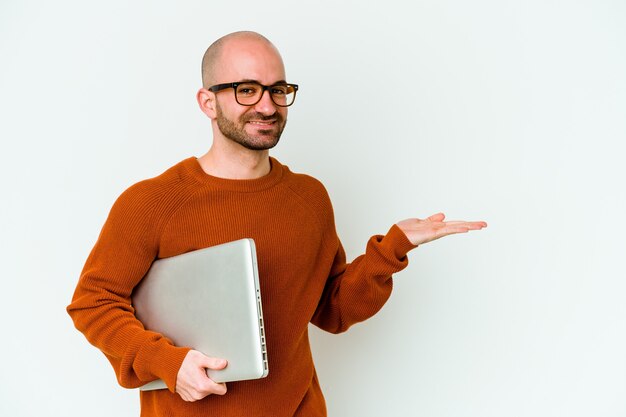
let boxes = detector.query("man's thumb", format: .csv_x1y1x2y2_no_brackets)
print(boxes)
201,355,228,370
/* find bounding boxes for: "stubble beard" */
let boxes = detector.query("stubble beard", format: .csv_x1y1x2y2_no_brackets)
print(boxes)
215,101,287,151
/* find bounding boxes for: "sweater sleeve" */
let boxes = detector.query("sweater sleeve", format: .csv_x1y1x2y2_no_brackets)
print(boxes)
311,224,417,334
66,183,191,391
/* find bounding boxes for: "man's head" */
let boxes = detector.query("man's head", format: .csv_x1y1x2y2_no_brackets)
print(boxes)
197,31,292,151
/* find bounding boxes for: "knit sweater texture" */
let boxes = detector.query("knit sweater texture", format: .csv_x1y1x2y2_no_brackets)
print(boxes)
67,157,416,417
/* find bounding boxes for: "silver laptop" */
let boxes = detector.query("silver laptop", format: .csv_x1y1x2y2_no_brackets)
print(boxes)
132,238,268,391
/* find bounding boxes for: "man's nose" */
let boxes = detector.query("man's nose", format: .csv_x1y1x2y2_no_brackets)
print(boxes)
253,89,277,115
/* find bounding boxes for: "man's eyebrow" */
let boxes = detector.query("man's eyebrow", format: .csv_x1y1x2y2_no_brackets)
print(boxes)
239,79,288,85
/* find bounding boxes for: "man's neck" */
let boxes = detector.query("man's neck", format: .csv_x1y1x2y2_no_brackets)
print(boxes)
197,140,271,180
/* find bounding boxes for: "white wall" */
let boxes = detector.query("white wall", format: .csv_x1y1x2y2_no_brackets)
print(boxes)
1,1,625,416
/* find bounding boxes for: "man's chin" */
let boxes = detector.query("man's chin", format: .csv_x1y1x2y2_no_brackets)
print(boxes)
240,135,280,151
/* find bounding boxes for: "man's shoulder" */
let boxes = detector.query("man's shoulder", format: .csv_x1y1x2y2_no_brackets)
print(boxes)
280,163,330,199
112,158,199,216
277,162,336,224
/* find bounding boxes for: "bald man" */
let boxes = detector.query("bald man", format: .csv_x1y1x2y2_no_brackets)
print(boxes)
68,31,486,417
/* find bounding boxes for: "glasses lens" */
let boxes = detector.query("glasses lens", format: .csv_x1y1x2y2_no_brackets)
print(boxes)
235,83,263,105
269,84,296,107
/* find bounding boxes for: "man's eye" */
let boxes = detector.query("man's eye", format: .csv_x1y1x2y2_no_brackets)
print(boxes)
271,87,287,95
238,87,257,96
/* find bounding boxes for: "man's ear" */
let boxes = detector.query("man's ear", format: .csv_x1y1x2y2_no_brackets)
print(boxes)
197,88,217,119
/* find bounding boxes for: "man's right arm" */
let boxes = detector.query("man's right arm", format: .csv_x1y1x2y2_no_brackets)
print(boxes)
66,183,191,391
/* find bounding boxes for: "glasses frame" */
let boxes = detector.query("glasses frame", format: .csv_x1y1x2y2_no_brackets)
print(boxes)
207,81,299,107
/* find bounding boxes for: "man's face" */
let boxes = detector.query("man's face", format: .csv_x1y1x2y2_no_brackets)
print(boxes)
214,95,287,151
211,38,289,150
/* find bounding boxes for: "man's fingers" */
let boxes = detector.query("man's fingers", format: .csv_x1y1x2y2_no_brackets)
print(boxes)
427,212,445,222
213,382,227,395
469,221,488,229
195,379,228,397
201,356,228,370
440,222,487,235
440,221,488,230
183,381,227,401
443,226,470,235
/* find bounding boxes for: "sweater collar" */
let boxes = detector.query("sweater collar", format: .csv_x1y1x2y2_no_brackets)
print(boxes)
184,156,284,192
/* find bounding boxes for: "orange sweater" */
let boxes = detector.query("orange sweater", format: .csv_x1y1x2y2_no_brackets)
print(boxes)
67,157,416,417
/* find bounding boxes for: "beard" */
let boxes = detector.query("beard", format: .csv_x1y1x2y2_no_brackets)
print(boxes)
215,101,287,151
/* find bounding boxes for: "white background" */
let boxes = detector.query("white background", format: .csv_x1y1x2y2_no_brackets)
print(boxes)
1,1,625,416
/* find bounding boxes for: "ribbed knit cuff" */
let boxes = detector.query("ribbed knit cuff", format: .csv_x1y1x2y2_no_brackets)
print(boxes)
134,331,192,392
384,224,418,260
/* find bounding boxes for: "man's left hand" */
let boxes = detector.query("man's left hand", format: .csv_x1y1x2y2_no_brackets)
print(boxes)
396,212,487,246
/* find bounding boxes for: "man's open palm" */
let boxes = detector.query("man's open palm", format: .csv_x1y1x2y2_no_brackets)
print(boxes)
397,212,487,246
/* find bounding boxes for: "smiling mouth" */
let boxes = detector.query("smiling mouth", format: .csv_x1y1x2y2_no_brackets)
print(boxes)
248,120,276,126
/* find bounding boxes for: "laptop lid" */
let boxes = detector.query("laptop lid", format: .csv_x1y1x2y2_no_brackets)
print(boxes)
132,238,268,390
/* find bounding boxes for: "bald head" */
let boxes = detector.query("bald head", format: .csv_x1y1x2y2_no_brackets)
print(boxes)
201,31,283,88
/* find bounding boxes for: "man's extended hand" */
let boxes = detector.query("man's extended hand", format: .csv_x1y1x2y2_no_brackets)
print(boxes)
397,212,487,246
176,350,228,402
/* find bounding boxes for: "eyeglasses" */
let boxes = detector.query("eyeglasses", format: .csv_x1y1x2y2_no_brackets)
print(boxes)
208,81,299,107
